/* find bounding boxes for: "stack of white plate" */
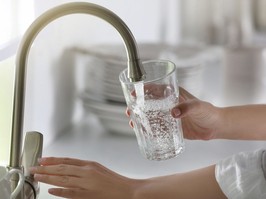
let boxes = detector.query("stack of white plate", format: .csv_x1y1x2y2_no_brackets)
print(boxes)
77,43,211,136
80,91,132,135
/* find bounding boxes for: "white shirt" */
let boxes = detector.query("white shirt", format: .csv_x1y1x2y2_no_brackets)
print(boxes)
215,149,266,199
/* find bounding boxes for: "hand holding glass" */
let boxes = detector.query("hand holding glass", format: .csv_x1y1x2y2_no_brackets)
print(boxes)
119,60,184,160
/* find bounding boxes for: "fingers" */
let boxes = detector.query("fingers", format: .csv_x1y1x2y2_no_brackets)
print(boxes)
30,164,85,188
30,161,103,189
172,99,201,118
31,157,99,189
125,107,130,117
129,120,134,128
179,87,197,101
38,157,90,166
30,164,84,177
126,107,134,128
33,173,86,189
171,107,181,118
172,87,200,118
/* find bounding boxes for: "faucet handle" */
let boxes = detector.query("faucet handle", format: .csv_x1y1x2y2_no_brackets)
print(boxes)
21,131,43,199
21,131,43,176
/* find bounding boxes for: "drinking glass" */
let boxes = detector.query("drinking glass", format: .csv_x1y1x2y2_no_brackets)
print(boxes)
119,60,184,160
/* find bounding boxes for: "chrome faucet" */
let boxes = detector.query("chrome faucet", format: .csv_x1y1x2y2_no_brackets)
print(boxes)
9,2,146,198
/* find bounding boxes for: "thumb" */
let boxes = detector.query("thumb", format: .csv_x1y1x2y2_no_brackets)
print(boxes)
171,99,200,118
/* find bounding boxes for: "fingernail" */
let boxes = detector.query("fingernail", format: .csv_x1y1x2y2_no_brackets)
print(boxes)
48,188,56,194
172,108,181,117
38,157,45,163
129,120,134,128
29,167,37,173
34,174,43,180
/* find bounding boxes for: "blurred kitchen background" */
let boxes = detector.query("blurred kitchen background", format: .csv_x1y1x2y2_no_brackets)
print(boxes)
1,0,266,197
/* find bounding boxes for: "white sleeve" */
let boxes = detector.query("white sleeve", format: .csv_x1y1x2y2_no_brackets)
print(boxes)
215,149,266,199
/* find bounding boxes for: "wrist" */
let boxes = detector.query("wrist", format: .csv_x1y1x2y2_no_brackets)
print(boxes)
214,107,231,139
200,103,225,140
203,104,224,140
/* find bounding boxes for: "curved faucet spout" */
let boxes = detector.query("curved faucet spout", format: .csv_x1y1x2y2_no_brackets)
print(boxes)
10,2,145,168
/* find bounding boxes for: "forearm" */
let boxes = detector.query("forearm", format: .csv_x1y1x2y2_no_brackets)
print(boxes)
134,165,226,199
218,105,266,140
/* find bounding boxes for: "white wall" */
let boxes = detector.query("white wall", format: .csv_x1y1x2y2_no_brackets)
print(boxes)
23,0,180,146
